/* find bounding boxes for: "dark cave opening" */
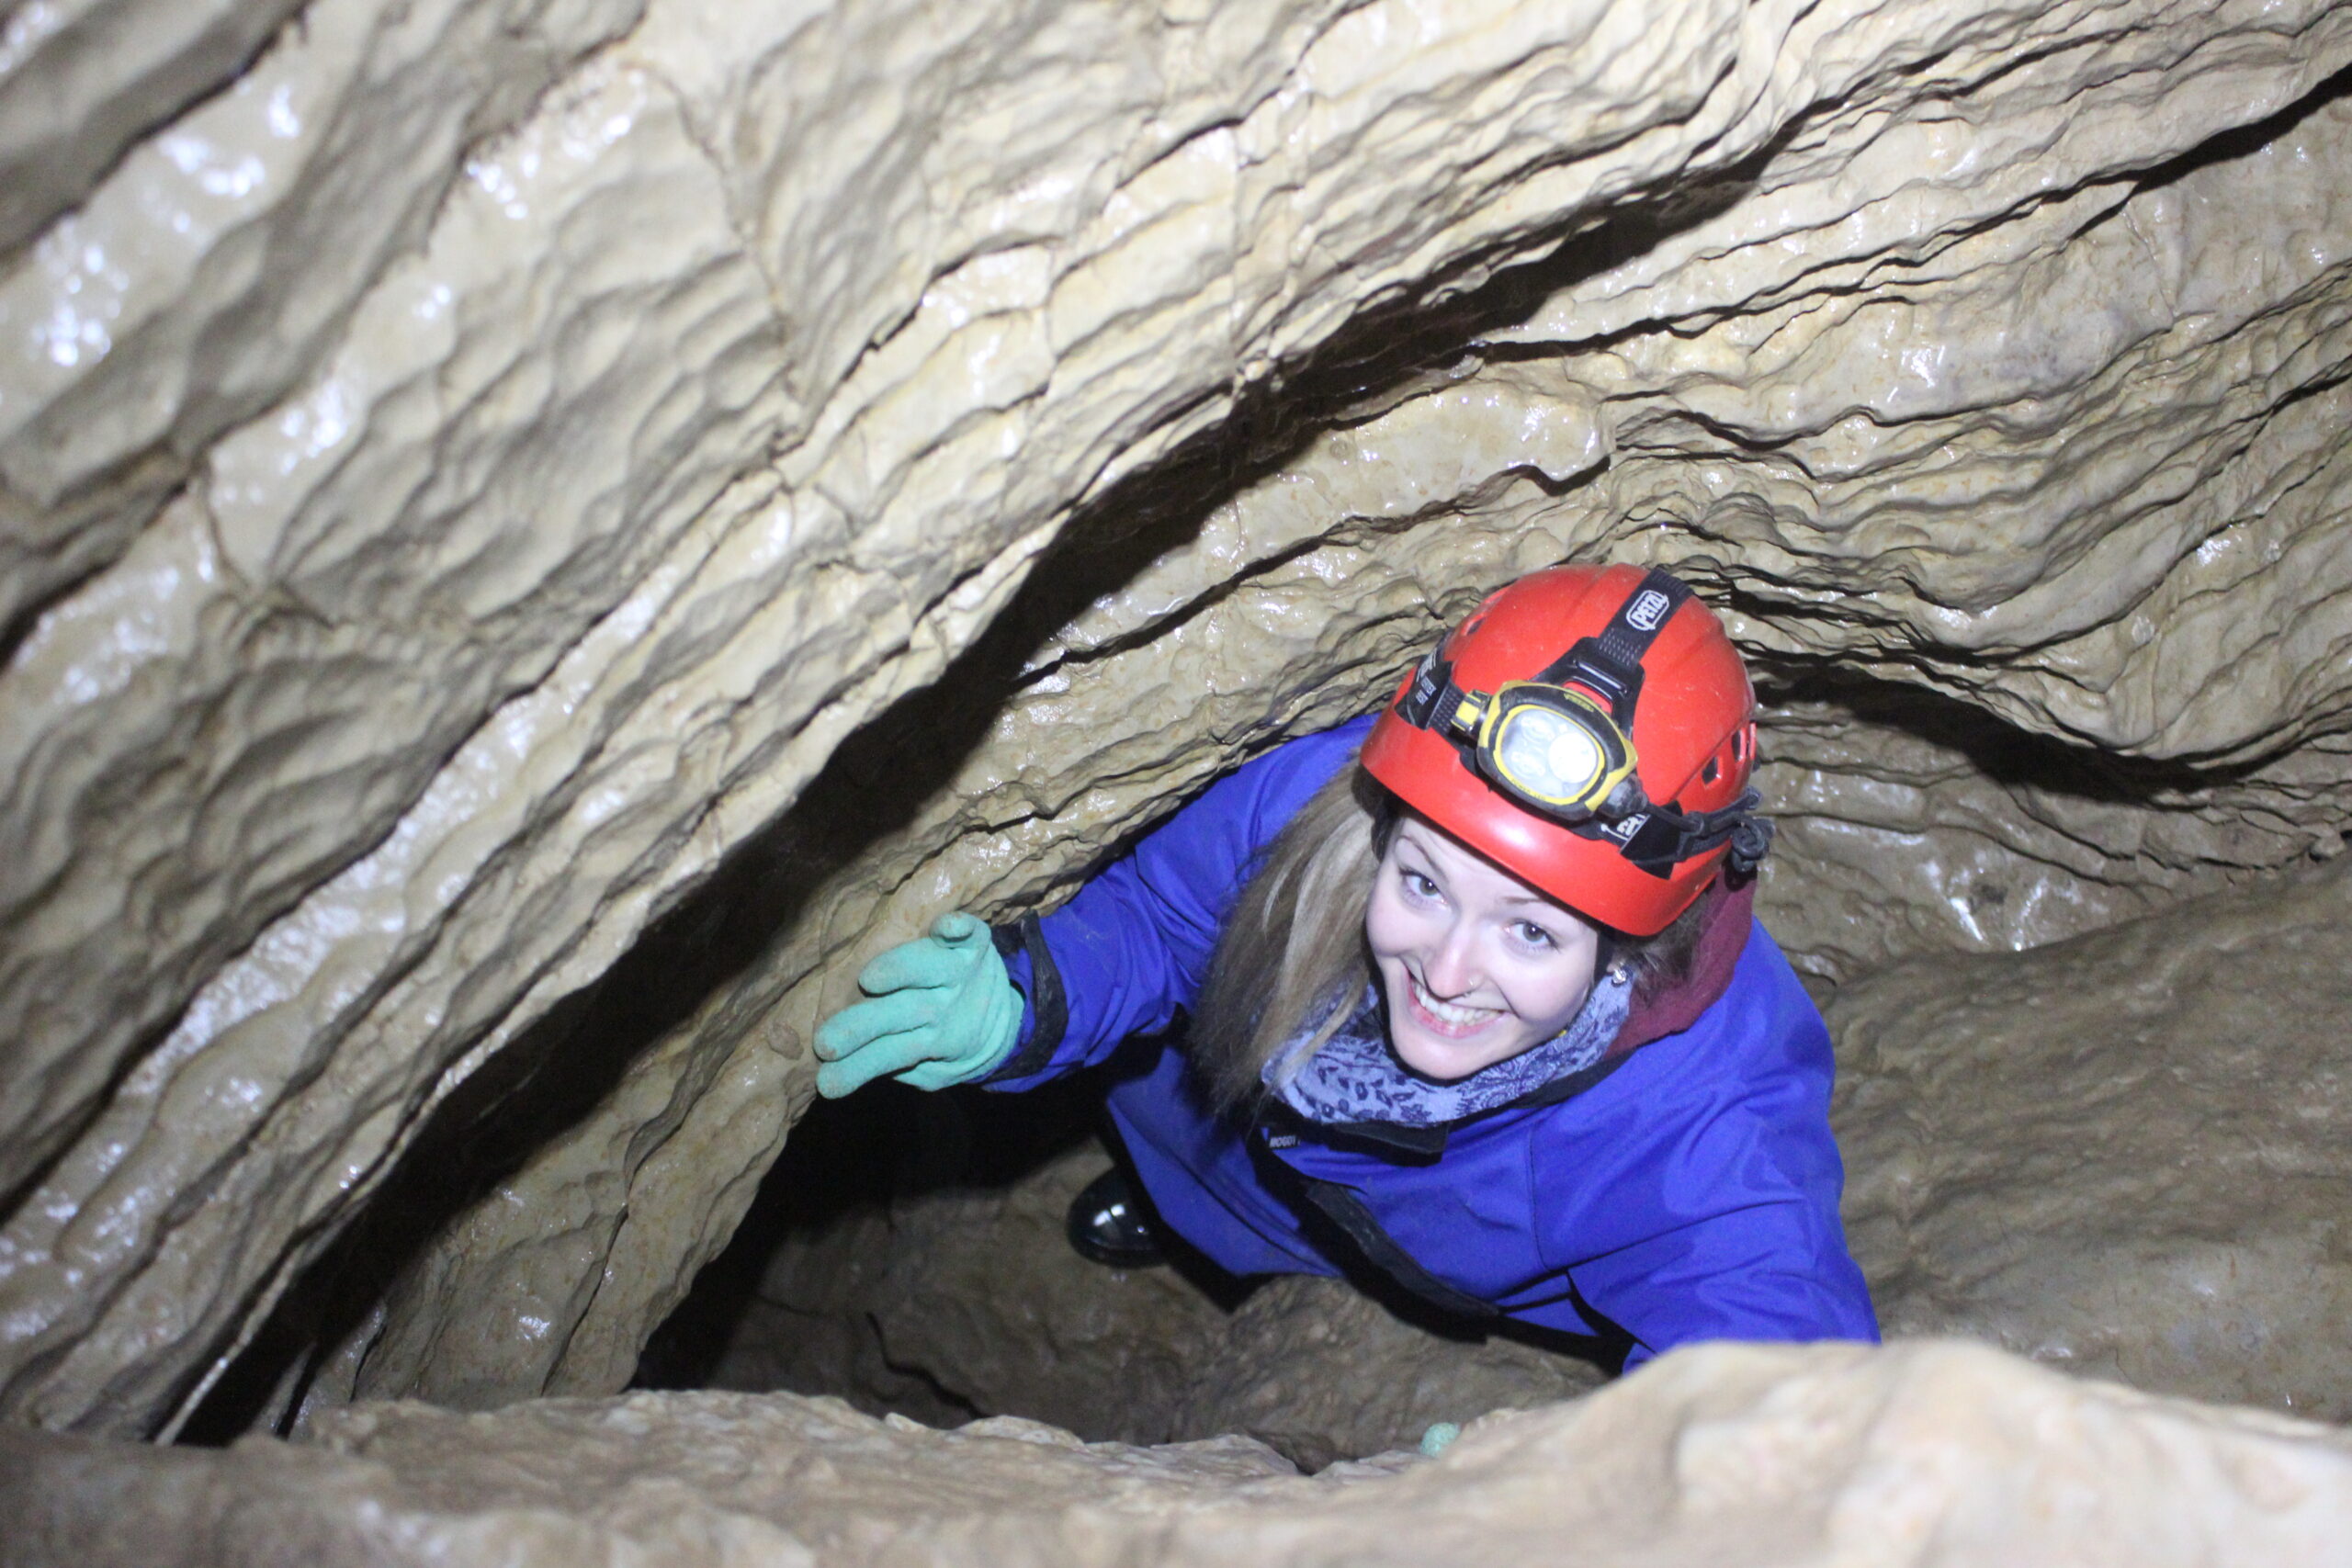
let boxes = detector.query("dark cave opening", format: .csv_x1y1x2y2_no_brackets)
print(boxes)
628,1067,1123,1411
625,1015,1642,1475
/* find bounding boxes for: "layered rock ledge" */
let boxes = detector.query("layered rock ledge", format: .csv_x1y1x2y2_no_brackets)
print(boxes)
10,1340,2352,1568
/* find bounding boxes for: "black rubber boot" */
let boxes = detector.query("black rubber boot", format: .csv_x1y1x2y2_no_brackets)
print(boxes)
1066,1166,1166,1268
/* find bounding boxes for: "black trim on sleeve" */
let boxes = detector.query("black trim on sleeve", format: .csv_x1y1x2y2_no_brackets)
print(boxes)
985,912,1067,1082
1256,1155,1498,1322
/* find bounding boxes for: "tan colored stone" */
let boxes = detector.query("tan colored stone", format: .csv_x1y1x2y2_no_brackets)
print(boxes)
0,59,788,1435
1834,853,2352,1420
9,1341,2352,1565
1755,702,2352,987
0,0,308,258
0,0,649,635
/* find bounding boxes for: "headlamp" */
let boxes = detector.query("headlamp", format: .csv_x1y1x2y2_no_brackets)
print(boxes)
1443,681,1645,824
1381,565,1774,889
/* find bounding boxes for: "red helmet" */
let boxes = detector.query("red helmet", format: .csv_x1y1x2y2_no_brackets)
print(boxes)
1360,563,1766,936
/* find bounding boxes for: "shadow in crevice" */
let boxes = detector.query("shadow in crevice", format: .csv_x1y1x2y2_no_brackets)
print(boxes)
626,1031,1618,1454
627,1072,1105,1403
623,1055,1250,1407
1750,659,2301,802
2117,57,2352,208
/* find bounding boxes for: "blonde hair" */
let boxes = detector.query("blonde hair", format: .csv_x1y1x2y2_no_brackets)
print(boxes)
1190,753,1710,1111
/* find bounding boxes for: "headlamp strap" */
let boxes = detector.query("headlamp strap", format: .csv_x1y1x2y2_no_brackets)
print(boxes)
1396,649,1463,732
1600,789,1773,877
1533,568,1693,724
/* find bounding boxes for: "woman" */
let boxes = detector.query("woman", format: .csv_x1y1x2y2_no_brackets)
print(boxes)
814,563,1877,1367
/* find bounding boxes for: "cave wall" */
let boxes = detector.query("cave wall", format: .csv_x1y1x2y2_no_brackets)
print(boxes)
3,0,2351,1441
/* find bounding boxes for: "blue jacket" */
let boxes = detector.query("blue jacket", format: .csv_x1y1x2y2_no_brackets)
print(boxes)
989,716,1877,1367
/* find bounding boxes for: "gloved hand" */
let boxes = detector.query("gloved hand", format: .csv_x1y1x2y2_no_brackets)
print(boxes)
813,911,1023,1098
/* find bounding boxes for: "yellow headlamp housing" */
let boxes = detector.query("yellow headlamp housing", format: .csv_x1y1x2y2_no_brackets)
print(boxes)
1444,681,1645,824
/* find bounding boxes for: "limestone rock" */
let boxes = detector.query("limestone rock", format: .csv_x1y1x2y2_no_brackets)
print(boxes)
0,0,651,635
1834,854,2352,1420
0,0,308,259
1755,699,2352,986
5,0,2352,1445
10,1342,2352,1565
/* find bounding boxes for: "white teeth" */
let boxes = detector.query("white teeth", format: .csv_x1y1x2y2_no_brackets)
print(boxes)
1409,973,1498,1028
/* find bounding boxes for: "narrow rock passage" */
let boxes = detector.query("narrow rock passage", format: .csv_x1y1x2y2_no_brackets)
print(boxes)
5,0,2352,1561
635,1075,1606,1470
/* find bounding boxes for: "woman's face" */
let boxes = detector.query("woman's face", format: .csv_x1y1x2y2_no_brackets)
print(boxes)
1363,814,1602,1081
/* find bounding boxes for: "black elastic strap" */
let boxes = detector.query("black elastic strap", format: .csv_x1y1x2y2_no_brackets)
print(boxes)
985,912,1067,1081
1590,568,1694,672
1401,569,1695,740
1594,786,1771,878
1396,650,1469,737
1532,567,1693,724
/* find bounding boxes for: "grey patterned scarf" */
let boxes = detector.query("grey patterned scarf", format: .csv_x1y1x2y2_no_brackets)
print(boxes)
1263,968,1634,1127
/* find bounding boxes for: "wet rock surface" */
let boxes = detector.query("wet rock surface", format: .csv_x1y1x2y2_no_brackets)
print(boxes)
1833,853,2352,1420
10,1340,2352,1567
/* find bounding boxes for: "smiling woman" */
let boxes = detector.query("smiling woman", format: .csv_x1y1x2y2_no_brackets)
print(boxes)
811,562,1877,1368
1365,816,1606,1079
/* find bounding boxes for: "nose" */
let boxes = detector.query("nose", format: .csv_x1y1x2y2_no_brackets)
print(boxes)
1420,918,1486,999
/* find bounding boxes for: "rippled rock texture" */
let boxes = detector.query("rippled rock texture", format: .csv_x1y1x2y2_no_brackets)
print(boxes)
10,1341,2352,1568
1836,853,2352,1421
4,0,2352,1461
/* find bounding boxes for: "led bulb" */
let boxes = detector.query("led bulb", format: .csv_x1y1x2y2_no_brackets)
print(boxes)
1497,705,1601,802
1547,725,1601,787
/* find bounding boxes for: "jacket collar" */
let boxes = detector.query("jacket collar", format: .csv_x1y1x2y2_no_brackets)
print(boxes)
1609,874,1755,1057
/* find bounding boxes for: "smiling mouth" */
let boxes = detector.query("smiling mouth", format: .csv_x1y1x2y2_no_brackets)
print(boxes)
1402,971,1503,1038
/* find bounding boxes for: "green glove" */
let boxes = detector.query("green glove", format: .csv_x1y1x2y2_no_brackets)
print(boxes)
813,911,1023,1098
